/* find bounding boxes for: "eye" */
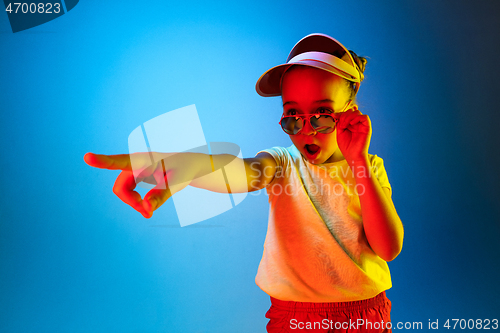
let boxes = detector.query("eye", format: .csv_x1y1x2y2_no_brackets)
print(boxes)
286,109,297,116
317,108,332,114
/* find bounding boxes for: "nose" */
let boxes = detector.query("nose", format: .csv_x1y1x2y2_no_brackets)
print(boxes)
300,118,317,136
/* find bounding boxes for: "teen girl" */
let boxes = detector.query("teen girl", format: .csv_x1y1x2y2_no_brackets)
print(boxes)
85,33,404,332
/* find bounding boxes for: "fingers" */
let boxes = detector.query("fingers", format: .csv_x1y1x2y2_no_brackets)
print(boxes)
351,115,370,130
337,109,370,133
88,152,171,218
84,153,132,170
113,170,151,218
142,162,172,216
142,185,173,217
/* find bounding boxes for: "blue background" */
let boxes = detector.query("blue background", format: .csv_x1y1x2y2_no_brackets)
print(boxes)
1,1,499,332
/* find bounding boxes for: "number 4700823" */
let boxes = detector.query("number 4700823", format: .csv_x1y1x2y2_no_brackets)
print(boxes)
5,2,61,14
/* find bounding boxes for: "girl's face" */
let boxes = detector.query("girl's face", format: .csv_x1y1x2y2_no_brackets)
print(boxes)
281,66,353,164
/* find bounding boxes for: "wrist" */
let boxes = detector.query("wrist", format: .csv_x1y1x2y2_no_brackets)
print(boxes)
346,155,369,167
347,156,371,181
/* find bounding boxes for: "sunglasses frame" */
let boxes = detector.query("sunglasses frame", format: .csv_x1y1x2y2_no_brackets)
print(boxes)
279,113,339,135
278,100,354,135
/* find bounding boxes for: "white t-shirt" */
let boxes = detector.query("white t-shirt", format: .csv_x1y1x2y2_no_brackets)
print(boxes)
255,145,393,302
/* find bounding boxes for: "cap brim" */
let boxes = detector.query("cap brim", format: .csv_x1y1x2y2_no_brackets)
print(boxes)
255,64,291,97
255,33,363,98
255,61,360,97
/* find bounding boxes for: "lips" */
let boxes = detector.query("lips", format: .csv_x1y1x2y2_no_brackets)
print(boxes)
304,144,320,158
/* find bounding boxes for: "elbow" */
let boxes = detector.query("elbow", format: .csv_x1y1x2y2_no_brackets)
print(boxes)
367,217,405,262
381,246,402,262
381,232,404,262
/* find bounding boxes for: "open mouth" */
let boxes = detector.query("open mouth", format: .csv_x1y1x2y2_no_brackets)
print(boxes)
305,144,320,156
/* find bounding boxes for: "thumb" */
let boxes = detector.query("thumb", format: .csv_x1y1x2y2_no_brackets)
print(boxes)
142,186,173,217
142,197,157,218
143,196,158,211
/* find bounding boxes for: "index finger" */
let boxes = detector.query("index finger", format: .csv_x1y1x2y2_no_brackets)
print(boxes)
84,152,132,170
331,111,348,122
332,107,361,119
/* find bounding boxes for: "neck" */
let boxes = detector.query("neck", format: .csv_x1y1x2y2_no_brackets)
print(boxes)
324,150,345,163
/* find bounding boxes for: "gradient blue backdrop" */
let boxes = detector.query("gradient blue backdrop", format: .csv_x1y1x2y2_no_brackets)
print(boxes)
1,1,499,332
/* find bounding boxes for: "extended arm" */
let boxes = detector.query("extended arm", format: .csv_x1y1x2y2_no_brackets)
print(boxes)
188,152,277,193
84,151,277,218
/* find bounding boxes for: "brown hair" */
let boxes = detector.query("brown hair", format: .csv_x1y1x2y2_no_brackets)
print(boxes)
348,50,367,100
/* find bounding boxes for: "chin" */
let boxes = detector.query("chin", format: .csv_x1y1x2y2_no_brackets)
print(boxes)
301,150,327,165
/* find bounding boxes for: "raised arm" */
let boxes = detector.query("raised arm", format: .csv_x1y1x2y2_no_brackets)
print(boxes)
84,151,277,218
350,160,403,261
335,108,404,261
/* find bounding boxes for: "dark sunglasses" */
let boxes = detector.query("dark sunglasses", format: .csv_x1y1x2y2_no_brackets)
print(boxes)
279,113,338,135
